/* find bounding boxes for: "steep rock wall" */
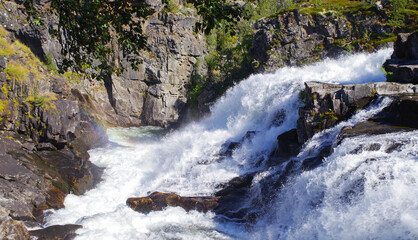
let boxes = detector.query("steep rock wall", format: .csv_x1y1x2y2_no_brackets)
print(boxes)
252,9,394,71
1,0,207,128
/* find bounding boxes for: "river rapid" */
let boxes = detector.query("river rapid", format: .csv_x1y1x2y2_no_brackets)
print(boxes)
44,49,418,240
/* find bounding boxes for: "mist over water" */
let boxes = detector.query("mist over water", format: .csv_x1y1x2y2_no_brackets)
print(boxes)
44,49,417,239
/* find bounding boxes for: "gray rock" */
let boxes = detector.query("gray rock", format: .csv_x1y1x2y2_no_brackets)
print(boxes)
384,32,418,83
337,121,414,144
391,32,418,60
29,224,82,240
297,81,418,143
0,207,29,240
252,9,393,72
0,57,7,71
0,137,47,221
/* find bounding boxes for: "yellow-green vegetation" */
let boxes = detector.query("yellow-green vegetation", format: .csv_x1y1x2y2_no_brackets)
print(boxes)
1,26,56,82
200,0,298,97
0,26,8,38
333,32,398,53
64,72,85,84
0,38,15,57
320,108,338,121
0,99,9,121
250,0,295,21
187,58,206,107
1,83,9,98
164,0,180,14
296,0,379,16
4,62,30,82
25,93,57,107
381,67,395,82
204,20,254,83
298,90,308,104
393,1,418,31
44,53,58,73
14,41,33,55
272,0,416,32
163,0,195,16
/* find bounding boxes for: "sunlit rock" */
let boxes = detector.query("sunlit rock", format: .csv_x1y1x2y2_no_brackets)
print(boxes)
127,192,219,214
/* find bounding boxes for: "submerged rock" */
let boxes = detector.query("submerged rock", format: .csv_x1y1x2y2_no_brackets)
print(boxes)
29,224,82,240
127,192,219,214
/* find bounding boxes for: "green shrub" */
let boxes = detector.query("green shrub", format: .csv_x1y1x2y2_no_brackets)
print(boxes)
44,53,58,73
164,0,180,14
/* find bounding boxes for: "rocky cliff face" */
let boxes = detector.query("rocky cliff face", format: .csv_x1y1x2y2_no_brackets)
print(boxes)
0,21,106,238
252,8,393,71
1,0,207,128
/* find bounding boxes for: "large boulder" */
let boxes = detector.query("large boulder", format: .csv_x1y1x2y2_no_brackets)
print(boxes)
384,32,418,83
127,192,219,214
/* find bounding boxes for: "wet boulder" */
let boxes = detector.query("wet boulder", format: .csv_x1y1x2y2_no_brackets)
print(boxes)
268,129,301,166
29,224,82,240
337,95,418,143
127,192,219,214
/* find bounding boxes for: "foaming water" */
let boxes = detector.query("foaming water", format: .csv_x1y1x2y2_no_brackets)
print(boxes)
43,49,416,239
251,131,418,240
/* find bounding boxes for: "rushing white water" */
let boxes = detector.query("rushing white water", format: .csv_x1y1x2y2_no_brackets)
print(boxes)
251,130,418,240
43,49,417,239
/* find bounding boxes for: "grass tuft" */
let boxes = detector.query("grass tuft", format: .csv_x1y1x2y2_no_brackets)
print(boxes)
4,62,30,82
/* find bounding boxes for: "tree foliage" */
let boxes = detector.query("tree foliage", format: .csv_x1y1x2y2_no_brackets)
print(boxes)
23,0,245,78
25,0,150,77
185,0,246,34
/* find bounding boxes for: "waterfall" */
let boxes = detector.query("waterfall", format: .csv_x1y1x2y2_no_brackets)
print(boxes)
43,49,417,240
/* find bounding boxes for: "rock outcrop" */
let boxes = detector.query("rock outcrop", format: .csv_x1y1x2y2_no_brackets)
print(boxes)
252,8,393,71
338,95,418,142
384,32,418,84
297,81,417,144
0,207,29,240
